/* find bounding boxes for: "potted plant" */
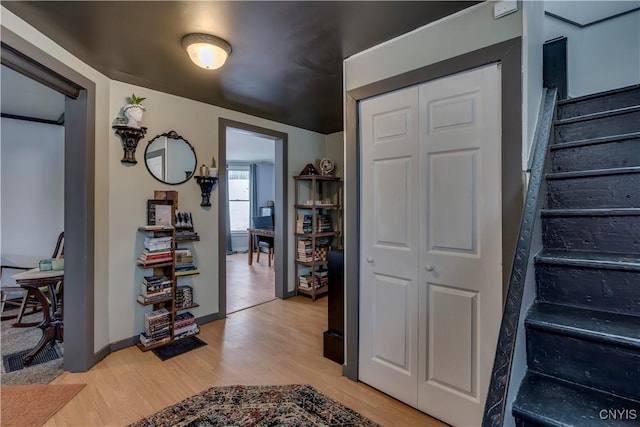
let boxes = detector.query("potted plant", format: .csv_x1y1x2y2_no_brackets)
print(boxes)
123,94,146,128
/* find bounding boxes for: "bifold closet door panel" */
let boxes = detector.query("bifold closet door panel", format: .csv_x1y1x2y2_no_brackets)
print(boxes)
358,85,421,406
417,64,503,426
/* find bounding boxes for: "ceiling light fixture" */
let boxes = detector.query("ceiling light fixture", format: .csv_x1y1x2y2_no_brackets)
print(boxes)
181,33,231,70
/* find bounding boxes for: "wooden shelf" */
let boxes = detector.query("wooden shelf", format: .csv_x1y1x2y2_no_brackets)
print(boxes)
138,226,174,232
175,236,200,242
294,175,341,181
137,261,173,268
175,270,200,277
137,339,171,352
295,204,340,210
174,330,200,341
296,285,329,297
296,259,328,266
175,303,200,311
136,296,173,306
295,232,335,237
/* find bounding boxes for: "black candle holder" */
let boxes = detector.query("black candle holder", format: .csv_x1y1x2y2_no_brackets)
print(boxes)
113,125,147,164
194,176,218,207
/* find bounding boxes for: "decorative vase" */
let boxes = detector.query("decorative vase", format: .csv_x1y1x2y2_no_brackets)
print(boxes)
123,104,144,128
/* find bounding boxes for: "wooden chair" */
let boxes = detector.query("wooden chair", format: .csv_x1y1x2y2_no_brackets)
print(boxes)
0,232,64,326
252,216,274,267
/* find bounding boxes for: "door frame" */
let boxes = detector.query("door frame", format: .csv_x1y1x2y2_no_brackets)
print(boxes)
1,28,96,372
218,118,290,318
344,37,523,380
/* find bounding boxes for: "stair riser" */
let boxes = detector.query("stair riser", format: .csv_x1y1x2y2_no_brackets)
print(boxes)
542,216,640,254
536,265,640,316
558,88,640,120
527,330,640,400
551,139,640,173
547,173,640,209
555,110,640,143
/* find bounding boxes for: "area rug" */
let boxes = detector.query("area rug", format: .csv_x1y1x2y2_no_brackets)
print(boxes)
152,336,207,361
129,384,379,427
0,383,85,426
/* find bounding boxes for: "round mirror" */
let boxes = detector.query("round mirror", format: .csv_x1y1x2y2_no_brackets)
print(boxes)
144,131,197,185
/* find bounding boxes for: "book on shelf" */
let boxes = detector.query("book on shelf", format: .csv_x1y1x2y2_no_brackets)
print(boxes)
139,225,174,231
174,311,196,328
139,332,171,347
175,286,194,308
137,292,172,304
296,214,313,233
140,281,172,295
174,323,199,340
144,236,172,251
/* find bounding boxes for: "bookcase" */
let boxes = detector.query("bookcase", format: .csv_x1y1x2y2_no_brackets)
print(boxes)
294,175,342,300
136,203,201,351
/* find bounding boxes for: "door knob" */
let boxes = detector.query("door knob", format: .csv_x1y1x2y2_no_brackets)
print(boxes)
366,257,374,263
425,264,434,272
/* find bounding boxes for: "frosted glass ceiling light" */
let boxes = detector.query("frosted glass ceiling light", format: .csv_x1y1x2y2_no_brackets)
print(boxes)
182,33,231,70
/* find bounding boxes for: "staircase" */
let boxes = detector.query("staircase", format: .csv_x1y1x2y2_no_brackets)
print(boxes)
512,85,640,426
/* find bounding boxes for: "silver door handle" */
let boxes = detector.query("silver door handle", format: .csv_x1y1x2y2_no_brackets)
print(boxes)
366,257,374,263
425,264,434,272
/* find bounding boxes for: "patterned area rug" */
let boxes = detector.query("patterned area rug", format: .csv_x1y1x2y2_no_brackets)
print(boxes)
129,384,379,427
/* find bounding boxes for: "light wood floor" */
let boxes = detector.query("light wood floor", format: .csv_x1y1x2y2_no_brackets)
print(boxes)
47,297,446,426
226,252,276,313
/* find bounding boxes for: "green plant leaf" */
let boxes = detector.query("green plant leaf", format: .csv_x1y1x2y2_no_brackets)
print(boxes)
130,94,146,104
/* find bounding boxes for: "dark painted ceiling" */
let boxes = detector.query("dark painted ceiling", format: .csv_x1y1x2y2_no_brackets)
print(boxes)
2,1,478,134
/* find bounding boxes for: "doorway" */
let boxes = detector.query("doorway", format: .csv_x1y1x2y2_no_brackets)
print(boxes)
218,119,289,318
1,30,96,372
226,130,276,313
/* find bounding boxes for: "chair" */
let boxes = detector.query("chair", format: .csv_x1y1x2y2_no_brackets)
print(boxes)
252,216,274,267
0,232,64,326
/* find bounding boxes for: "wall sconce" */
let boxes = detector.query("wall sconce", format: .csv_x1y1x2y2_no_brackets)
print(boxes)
181,33,231,70
194,175,218,207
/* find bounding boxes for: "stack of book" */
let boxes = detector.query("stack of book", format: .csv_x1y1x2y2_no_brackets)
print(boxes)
297,239,314,262
175,229,199,240
175,248,198,275
296,214,312,233
174,311,199,340
140,308,171,347
137,236,172,266
298,273,324,290
176,285,194,309
316,214,333,232
314,267,329,288
138,274,172,304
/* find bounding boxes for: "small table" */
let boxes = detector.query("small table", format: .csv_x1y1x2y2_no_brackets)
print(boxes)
247,227,275,265
12,268,64,366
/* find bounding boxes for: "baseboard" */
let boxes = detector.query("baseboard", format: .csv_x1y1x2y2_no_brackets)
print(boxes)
110,335,139,352
93,344,110,364
196,311,224,325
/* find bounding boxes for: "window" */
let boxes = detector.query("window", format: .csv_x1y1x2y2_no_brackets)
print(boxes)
228,167,250,232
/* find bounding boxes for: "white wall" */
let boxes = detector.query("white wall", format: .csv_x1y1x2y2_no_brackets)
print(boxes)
345,2,522,91
109,81,326,343
544,3,640,97
1,7,112,353
523,0,545,168
0,119,64,267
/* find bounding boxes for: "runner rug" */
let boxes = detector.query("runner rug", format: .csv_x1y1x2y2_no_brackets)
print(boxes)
128,384,379,426
0,383,85,426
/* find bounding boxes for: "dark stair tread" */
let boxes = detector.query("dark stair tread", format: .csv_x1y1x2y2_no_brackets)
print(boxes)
550,132,640,150
526,303,640,349
546,166,640,180
558,84,640,106
535,250,640,271
514,372,640,427
541,208,640,217
554,105,640,126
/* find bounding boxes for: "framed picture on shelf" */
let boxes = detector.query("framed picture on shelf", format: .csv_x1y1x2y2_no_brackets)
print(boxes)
147,199,174,225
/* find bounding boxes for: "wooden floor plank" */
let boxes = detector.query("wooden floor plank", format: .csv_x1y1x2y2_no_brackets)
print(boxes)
47,297,445,426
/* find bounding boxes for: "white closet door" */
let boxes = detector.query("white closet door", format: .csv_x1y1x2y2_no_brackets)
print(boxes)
417,64,502,426
358,86,421,406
